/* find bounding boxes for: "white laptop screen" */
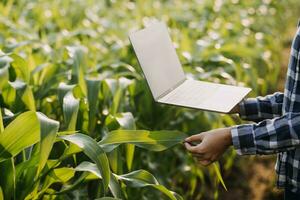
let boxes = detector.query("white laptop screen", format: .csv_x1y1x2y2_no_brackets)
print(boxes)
129,22,185,100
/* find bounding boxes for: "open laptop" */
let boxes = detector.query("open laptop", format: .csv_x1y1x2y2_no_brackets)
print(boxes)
128,22,251,113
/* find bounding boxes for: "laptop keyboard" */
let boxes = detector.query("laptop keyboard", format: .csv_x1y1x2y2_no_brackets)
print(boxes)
159,80,219,106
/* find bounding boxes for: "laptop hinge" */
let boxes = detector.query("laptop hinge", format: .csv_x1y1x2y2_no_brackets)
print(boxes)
155,78,186,101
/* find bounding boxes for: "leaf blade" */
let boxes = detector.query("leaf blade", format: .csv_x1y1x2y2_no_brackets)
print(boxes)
213,162,227,191
60,133,111,193
36,112,60,174
0,111,39,162
99,130,187,152
63,91,79,131
75,161,123,198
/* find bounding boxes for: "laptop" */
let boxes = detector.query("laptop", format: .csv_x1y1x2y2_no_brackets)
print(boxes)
128,22,251,113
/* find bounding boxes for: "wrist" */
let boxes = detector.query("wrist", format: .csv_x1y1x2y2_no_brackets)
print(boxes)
225,127,233,146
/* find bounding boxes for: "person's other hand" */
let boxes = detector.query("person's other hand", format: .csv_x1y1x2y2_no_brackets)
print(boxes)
184,128,233,166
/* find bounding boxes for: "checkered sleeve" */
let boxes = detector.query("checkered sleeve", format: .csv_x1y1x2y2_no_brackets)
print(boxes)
231,112,300,155
239,92,283,122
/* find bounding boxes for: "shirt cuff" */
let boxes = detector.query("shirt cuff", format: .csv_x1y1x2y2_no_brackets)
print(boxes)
231,124,257,155
238,100,247,119
238,98,260,120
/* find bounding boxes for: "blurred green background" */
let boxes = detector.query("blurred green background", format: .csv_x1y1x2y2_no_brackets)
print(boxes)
0,0,299,199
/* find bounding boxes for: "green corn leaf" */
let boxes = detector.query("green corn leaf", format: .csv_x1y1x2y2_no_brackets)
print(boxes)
99,130,187,152
1,83,16,107
63,91,79,131
0,186,3,200
57,82,75,108
66,45,87,73
213,162,227,191
86,77,101,133
150,185,183,200
107,148,122,174
75,161,123,198
0,158,15,200
50,167,75,183
60,133,110,193
31,63,50,83
0,110,4,134
79,69,88,96
108,172,123,199
66,46,87,96
0,55,10,91
57,130,79,135
116,169,157,186
0,111,39,162
12,113,59,200
125,143,135,170
10,54,30,83
15,155,40,200
31,167,75,199
35,63,58,86
55,172,88,195
10,80,35,111
21,85,36,111
105,113,136,172
0,112,59,199
75,161,182,200
36,112,59,174
2,0,14,17
116,170,182,200
60,142,82,159
103,79,118,96
110,88,122,115
115,113,136,171
114,113,136,130
15,154,39,183
95,198,121,200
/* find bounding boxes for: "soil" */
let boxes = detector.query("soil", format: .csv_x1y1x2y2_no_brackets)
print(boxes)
219,155,283,200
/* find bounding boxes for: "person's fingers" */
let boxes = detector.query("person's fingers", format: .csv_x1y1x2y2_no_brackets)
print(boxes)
195,154,211,161
198,160,212,166
184,142,199,153
192,153,205,158
185,133,204,142
192,153,209,161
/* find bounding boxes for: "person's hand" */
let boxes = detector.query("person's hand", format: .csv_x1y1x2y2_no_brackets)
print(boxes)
184,127,233,166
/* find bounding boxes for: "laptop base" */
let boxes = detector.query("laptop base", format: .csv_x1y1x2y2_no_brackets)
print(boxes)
157,79,251,113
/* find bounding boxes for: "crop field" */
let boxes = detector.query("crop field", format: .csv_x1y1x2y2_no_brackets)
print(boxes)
0,0,299,199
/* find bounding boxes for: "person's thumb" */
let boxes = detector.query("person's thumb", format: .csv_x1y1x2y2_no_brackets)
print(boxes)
185,133,204,142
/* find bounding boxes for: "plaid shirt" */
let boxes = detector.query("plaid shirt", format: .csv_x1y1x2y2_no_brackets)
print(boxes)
231,21,300,192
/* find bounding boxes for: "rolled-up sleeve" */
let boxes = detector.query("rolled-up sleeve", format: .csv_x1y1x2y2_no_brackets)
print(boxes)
239,92,283,122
